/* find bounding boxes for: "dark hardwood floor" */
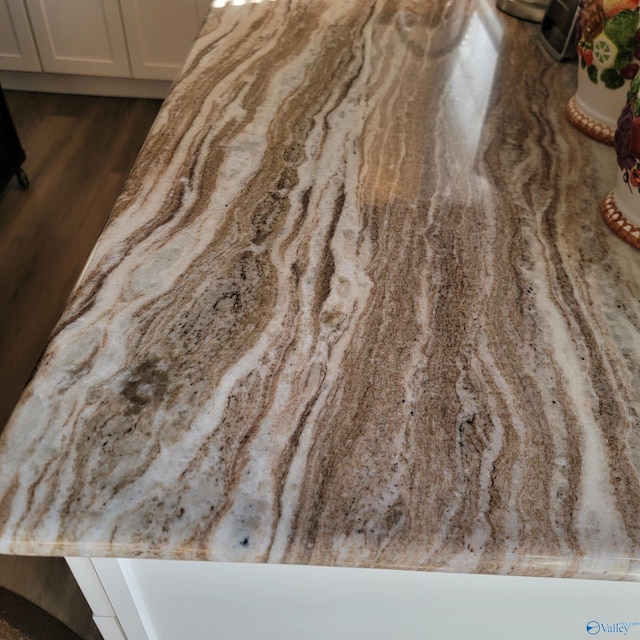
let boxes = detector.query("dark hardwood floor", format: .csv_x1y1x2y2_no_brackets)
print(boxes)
0,90,161,431
0,90,162,640
0,557,100,640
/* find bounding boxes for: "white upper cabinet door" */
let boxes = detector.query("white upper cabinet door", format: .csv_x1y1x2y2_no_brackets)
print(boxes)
0,0,42,71
119,0,210,81
24,0,131,77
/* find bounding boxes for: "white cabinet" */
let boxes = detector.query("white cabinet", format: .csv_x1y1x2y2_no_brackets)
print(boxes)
120,0,211,80
67,558,640,640
0,0,41,72
23,0,131,77
0,0,210,94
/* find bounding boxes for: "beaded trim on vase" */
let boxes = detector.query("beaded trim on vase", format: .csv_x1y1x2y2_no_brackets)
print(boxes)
600,191,640,250
566,95,615,145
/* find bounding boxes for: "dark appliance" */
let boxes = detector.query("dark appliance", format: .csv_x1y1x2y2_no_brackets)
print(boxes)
540,0,581,61
0,83,29,192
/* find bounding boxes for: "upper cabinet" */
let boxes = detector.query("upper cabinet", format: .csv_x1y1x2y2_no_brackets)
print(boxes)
0,0,41,72
24,0,131,77
120,0,212,80
0,0,211,83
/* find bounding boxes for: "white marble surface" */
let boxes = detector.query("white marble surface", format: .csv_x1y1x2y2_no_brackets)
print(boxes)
0,0,639,581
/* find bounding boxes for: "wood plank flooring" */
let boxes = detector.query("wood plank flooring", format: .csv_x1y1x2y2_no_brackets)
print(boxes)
0,558,97,640
0,90,161,432
0,90,162,640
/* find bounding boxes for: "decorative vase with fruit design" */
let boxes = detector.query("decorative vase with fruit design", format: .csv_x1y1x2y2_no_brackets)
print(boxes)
567,0,640,144
600,70,640,248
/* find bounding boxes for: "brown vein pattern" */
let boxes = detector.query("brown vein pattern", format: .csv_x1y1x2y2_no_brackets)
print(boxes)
1,0,639,581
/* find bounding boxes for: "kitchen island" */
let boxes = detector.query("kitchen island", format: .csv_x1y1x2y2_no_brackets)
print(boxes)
1,0,639,638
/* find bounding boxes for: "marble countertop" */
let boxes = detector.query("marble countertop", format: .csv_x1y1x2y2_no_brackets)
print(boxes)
1,0,639,581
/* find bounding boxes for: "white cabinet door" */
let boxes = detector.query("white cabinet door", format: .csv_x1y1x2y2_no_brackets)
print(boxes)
119,0,210,81
74,558,640,640
0,0,41,71
24,0,131,77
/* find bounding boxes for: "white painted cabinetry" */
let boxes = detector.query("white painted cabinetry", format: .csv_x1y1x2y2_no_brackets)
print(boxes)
0,0,41,72
0,0,210,95
120,0,211,80
24,0,131,77
67,558,640,640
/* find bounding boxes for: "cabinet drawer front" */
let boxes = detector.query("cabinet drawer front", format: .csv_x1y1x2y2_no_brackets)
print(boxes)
0,0,41,72
24,0,131,77
120,0,207,81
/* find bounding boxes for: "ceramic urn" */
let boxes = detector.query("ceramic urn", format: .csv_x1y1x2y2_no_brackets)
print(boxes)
567,0,640,144
601,71,640,247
